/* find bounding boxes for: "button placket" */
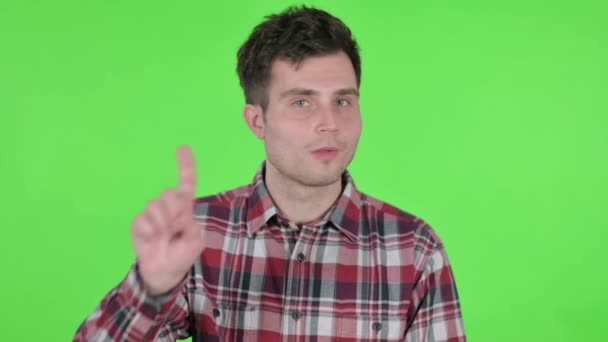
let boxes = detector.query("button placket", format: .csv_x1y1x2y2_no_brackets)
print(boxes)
295,224,309,263
285,229,308,333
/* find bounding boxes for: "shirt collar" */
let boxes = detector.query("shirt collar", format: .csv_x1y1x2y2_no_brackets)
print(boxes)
246,161,362,241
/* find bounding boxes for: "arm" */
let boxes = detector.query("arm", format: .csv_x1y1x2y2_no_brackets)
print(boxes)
73,264,191,342
74,146,203,341
404,244,466,342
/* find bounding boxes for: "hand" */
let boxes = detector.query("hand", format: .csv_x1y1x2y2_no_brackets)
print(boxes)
130,145,204,295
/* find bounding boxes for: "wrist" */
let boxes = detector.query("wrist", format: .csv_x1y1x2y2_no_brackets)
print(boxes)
136,267,187,296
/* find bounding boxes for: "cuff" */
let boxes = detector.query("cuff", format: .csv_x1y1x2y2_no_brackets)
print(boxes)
116,263,189,322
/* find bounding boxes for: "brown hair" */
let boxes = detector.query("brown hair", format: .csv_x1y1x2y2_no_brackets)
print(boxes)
236,5,361,111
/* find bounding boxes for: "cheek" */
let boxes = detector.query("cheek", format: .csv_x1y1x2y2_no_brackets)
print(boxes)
343,116,362,140
353,116,362,132
264,122,303,153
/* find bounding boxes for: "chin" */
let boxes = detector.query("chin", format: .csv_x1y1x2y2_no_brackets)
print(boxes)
267,155,347,187
298,169,344,187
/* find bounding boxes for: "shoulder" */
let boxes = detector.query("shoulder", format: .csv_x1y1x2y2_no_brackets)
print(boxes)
358,191,444,249
358,191,449,275
193,183,251,220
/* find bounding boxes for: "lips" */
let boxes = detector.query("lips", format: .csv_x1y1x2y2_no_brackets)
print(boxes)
313,146,338,153
311,146,339,160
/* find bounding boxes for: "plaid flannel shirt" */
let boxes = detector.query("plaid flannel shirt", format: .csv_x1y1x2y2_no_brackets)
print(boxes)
74,162,466,341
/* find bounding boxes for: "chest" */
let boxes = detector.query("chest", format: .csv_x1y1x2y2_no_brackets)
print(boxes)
187,225,416,341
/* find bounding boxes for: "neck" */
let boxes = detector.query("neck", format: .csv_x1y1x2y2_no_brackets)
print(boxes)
264,164,343,225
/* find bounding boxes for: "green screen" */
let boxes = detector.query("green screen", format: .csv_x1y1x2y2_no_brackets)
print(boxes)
1,0,606,340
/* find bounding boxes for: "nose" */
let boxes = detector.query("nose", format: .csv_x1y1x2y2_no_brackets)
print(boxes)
317,105,339,133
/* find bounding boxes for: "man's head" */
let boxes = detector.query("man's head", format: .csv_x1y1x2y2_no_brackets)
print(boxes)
237,5,361,112
239,6,362,190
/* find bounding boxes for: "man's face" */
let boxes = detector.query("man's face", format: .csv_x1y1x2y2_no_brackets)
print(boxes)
260,51,362,188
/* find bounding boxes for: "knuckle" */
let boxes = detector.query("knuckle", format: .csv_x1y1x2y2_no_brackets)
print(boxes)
146,202,163,220
131,225,142,237
131,226,145,241
160,188,174,199
165,193,182,210
131,213,144,227
147,198,159,210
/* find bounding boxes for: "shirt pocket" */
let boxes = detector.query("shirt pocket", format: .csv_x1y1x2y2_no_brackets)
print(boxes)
212,302,258,342
337,314,406,341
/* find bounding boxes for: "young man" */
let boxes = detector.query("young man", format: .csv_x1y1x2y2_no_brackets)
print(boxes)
74,6,466,342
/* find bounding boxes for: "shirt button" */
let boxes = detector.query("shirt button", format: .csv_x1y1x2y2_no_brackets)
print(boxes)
296,253,305,262
212,308,221,317
291,311,301,320
372,322,383,331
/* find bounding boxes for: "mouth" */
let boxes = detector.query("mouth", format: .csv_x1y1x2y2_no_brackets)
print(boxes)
313,146,338,153
311,146,339,160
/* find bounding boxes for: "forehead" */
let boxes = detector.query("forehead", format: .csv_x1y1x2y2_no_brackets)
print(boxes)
267,52,357,94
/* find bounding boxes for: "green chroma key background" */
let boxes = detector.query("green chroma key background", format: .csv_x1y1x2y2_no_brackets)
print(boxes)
1,0,606,340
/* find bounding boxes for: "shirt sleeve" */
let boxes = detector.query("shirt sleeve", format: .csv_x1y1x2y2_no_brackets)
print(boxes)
73,263,192,342
404,244,466,342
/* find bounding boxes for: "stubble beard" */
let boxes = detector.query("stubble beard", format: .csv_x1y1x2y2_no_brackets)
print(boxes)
267,147,356,189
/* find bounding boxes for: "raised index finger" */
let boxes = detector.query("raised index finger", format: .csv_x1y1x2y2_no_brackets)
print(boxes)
176,145,197,198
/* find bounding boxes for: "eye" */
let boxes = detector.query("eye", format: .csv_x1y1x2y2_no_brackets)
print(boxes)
293,99,310,107
337,98,350,107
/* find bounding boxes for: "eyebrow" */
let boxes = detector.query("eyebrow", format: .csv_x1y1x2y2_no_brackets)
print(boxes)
279,87,360,99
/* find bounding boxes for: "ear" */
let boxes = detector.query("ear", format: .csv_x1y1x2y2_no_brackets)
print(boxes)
243,104,265,139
